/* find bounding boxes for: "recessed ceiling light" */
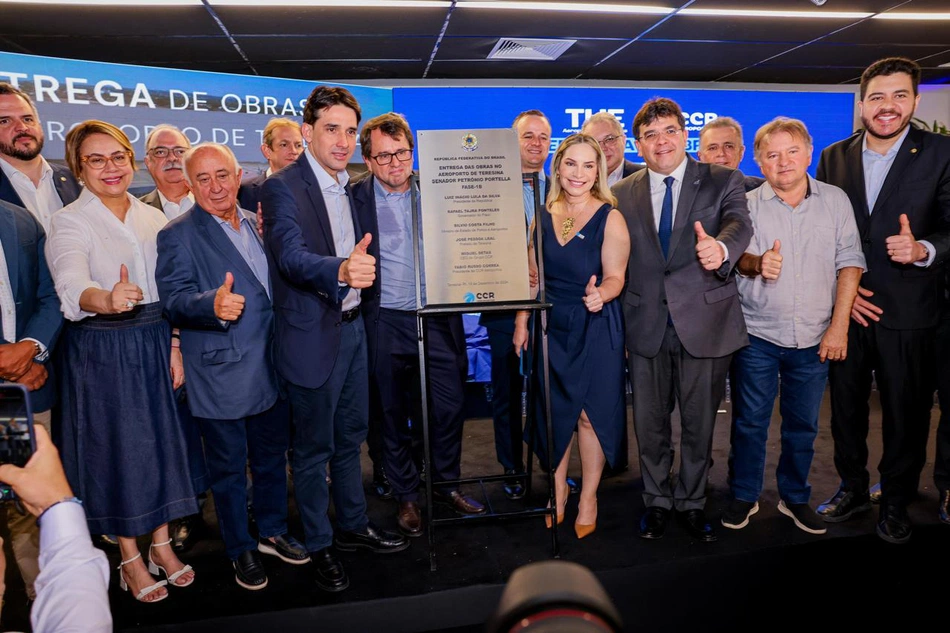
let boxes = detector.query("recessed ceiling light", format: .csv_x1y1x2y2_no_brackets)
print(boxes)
873,13,950,20
458,1,673,15
679,8,873,19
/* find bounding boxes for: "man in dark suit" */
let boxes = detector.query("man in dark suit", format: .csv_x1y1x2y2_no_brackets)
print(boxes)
613,97,752,543
0,83,80,233
261,86,408,593
697,116,764,193
140,125,193,221
0,197,62,604
816,57,950,543
352,113,481,537
581,111,645,188
156,143,307,591
238,118,304,212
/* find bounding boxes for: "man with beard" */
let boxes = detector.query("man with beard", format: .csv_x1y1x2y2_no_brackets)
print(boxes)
141,125,194,221
0,83,80,232
816,57,950,543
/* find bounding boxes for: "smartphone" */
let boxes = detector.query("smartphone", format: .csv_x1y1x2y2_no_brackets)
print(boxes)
0,383,36,501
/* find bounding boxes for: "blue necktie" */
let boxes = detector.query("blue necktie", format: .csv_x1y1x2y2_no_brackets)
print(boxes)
659,176,674,258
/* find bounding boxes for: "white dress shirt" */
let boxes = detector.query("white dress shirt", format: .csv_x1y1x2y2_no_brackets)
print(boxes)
156,189,194,222
607,162,625,187
0,157,65,233
46,188,167,321
31,501,111,633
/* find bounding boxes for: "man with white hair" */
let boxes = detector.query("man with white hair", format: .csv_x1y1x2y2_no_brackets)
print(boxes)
580,111,644,187
141,124,194,221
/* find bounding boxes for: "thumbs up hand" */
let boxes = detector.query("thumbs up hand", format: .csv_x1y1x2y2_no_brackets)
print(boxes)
109,263,144,313
760,239,783,280
214,272,246,321
583,275,603,313
694,221,725,271
339,233,376,289
885,213,927,264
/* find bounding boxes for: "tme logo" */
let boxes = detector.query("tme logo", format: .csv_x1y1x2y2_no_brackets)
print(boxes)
463,292,495,303
563,107,720,131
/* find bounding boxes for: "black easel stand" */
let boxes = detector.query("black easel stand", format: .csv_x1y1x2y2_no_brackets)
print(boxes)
411,174,558,571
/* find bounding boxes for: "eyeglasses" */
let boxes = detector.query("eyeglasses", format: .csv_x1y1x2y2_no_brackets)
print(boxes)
371,148,413,165
80,151,132,170
638,127,683,143
148,146,188,159
598,134,622,148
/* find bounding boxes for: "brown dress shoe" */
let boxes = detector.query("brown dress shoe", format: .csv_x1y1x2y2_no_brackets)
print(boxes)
434,490,486,516
397,501,423,537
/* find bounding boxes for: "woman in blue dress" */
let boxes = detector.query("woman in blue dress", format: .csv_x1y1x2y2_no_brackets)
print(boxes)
514,133,630,538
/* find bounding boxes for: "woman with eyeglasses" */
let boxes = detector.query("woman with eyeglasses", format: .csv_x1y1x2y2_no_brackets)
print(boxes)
514,134,630,539
45,120,205,603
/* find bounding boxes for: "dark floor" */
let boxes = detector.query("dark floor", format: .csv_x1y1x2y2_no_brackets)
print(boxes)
1,384,945,632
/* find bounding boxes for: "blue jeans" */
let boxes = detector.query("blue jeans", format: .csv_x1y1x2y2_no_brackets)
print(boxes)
730,335,829,504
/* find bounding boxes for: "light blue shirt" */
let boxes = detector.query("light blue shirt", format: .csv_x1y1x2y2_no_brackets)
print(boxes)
375,178,425,310
523,171,546,229
213,211,271,299
861,127,935,267
305,150,359,309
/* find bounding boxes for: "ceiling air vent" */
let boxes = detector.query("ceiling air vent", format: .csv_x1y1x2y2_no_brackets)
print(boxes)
487,37,576,61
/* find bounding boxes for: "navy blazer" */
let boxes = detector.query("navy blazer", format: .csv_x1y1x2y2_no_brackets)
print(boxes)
350,175,466,374
817,126,950,330
0,162,80,210
238,173,267,212
261,152,365,390
0,199,63,412
156,205,278,420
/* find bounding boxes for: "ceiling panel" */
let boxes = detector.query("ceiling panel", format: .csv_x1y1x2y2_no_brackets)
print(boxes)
1,6,219,37
211,6,450,36
774,43,950,66
446,7,663,39
237,35,436,61
647,14,867,42
825,20,950,46
435,36,621,64
4,35,239,65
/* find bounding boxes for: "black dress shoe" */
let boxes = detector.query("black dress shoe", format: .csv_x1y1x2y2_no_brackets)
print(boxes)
334,522,410,554
233,549,268,591
312,547,349,592
876,504,912,544
258,534,310,565
503,469,525,500
638,507,670,540
677,509,719,543
939,490,949,526
817,486,871,523
433,490,486,515
172,514,199,552
373,466,393,500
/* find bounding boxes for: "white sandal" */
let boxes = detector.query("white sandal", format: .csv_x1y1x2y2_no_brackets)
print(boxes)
118,553,168,602
148,539,195,588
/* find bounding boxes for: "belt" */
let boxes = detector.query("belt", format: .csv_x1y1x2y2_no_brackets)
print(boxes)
341,307,360,323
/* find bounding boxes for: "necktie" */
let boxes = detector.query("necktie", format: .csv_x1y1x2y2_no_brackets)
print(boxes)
659,176,674,258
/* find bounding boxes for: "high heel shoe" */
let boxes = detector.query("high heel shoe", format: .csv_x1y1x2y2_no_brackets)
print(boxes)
575,497,598,539
148,539,195,588
118,553,168,602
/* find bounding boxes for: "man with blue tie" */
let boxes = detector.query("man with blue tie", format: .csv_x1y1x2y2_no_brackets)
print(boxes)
261,86,408,593
156,143,307,591
612,97,752,543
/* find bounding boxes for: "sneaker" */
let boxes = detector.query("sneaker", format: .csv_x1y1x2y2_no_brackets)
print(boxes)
721,498,759,529
778,500,827,535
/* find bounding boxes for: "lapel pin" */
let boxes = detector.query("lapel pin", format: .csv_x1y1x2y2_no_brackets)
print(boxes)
910,148,918,154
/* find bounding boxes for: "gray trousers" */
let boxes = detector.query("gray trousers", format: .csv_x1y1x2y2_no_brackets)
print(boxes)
629,324,731,511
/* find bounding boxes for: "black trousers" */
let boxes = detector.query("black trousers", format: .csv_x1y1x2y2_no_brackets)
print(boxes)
373,309,467,502
934,312,950,493
829,321,936,507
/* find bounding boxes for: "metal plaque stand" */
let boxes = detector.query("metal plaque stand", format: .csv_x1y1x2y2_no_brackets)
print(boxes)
410,173,557,571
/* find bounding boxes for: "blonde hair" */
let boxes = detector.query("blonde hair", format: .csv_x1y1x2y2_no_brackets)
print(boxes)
262,118,302,148
547,133,616,210
65,120,136,179
753,117,813,164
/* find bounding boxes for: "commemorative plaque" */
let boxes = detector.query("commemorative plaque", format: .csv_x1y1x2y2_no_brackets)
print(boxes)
416,128,531,306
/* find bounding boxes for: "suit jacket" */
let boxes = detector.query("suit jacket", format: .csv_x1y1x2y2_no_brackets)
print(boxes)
350,175,466,374
612,157,752,359
238,174,267,212
0,162,80,211
155,204,278,420
139,188,163,212
261,153,365,389
0,199,63,412
817,126,950,330
622,159,646,178
743,175,766,192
